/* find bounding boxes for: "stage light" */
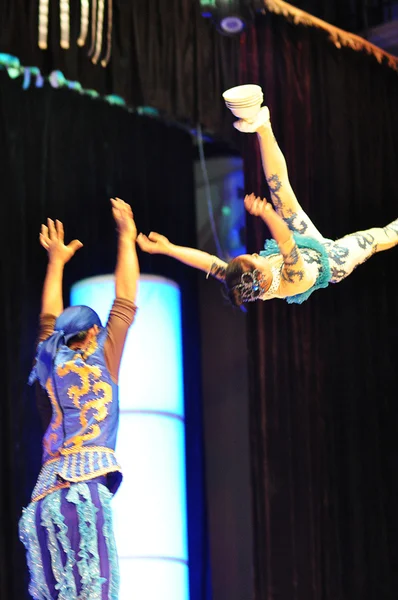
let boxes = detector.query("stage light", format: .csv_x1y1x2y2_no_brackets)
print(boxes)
199,0,254,36
70,274,189,600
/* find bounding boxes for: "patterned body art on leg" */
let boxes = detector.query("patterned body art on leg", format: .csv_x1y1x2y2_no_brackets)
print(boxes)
267,174,283,212
326,220,398,283
256,122,327,241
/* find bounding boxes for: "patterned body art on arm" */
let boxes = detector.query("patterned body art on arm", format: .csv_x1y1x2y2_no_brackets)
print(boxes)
207,259,226,282
280,242,305,284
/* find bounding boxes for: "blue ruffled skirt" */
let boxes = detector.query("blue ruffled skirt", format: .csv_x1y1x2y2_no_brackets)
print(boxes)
19,481,119,600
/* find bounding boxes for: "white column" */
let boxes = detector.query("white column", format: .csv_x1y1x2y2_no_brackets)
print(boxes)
70,274,189,600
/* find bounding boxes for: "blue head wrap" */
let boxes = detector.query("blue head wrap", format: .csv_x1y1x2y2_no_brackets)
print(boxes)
29,305,103,388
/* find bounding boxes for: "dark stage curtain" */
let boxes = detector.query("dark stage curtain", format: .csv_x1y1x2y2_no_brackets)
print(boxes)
0,72,210,600
239,12,398,600
0,0,239,137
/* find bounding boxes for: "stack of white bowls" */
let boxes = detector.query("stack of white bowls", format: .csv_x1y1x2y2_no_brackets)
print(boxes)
222,84,263,122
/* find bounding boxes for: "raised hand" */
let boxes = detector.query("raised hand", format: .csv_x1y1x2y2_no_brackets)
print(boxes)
244,193,273,219
40,219,83,264
111,197,137,241
136,232,172,255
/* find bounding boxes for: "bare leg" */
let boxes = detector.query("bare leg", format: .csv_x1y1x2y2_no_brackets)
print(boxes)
327,219,398,282
251,108,326,241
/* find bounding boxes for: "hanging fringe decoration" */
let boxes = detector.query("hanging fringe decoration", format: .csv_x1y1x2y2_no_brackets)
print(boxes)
263,0,398,71
101,0,113,67
38,0,50,50
92,0,105,64
88,0,98,57
77,0,90,47
59,0,70,49
38,0,113,67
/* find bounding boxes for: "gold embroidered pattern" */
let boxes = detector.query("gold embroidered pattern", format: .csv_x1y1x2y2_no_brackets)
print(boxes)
71,453,78,479
98,452,104,471
60,464,121,483
32,447,121,502
56,336,112,448
64,380,112,447
57,361,102,409
59,445,116,457
89,450,95,473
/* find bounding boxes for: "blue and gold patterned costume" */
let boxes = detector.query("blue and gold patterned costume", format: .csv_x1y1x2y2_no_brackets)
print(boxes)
19,299,136,600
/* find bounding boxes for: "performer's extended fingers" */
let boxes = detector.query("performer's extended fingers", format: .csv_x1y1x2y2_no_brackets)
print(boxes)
118,198,134,219
67,239,83,254
56,220,64,243
47,218,57,240
111,201,122,220
256,198,268,216
41,223,49,240
111,198,122,215
123,202,134,220
243,196,251,210
39,232,49,249
147,232,160,242
246,196,260,214
136,233,153,252
111,197,132,222
244,193,256,210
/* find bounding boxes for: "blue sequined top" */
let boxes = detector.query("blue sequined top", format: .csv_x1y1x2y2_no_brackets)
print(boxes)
260,233,331,304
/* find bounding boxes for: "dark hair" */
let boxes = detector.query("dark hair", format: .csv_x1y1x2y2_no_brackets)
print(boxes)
224,257,253,307
67,330,89,346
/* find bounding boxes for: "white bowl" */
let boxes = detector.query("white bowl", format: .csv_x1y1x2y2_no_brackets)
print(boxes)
222,84,262,102
227,103,262,121
225,95,263,108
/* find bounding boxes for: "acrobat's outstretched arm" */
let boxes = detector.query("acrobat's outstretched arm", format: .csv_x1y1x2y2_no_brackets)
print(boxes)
137,232,227,282
39,219,83,317
111,197,139,303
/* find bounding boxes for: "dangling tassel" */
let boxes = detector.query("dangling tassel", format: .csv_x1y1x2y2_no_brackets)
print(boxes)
101,0,113,67
88,0,97,57
77,0,90,47
38,0,50,50
92,0,105,64
37,1,112,67
59,0,70,49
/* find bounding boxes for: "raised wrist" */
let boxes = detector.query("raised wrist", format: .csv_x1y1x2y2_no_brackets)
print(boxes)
278,235,295,252
164,243,174,257
118,232,136,244
48,257,66,268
